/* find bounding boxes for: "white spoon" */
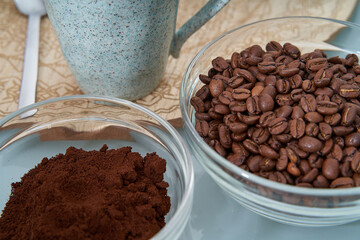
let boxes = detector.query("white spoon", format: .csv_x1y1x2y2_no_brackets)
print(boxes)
14,0,46,118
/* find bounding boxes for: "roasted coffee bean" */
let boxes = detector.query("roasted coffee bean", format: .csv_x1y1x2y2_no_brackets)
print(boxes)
319,139,334,156
258,61,276,73
218,124,232,149
196,85,211,100
227,153,246,166
289,118,305,139
330,177,353,188
258,94,274,112
313,175,329,188
233,68,256,83
345,132,360,147
232,142,249,157
218,91,233,105
287,162,301,177
214,104,230,115
318,122,332,141
339,84,360,98
305,122,319,137
333,126,354,136
259,111,276,127
290,88,305,101
195,120,210,137
275,105,293,118
302,79,316,93
224,114,238,126
315,94,330,102
298,136,323,152
213,140,227,157
231,132,247,142
324,113,341,126
291,106,305,119
299,159,311,175
331,94,346,111
228,122,248,133
275,94,294,106
334,136,345,149
252,128,270,144
316,101,339,115
286,147,300,164
314,87,333,97
259,158,276,172
302,168,319,183
304,112,323,123
243,139,259,154
264,75,277,86
227,76,244,88
237,113,260,125
283,42,300,59
322,158,339,180
258,145,279,159
195,112,212,121
230,52,240,69
266,41,282,52
268,117,288,135
247,155,262,172
262,85,277,98
275,79,291,93
341,105,357,126
353,173,360,187
191,96,205,112
330,144,343,161
212,56,229,72
308,153,323,168
278,66,299,78
251,85,264,96
209,79,225,97
299,94,317,113
208,108,223,120
306,58,328,72
246,96,261,115
275,134,293,144
351,152,360,173
229,101,247,112
276,148,288,171
340,160,353,177
232,88,251,100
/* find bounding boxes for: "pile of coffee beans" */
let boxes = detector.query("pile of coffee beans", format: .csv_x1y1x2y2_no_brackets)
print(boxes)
191,41,360,188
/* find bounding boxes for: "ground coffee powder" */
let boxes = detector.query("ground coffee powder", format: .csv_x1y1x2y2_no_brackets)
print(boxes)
0,145,170,240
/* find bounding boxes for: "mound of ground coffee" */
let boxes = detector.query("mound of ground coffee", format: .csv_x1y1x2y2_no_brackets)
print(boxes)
0,145,170,240
191,41,360,188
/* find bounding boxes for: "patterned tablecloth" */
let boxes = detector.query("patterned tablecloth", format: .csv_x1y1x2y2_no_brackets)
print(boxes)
0,0,357,126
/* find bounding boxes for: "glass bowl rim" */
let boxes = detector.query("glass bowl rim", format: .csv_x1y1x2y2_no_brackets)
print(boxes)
180,16,360,196
0,95,195,238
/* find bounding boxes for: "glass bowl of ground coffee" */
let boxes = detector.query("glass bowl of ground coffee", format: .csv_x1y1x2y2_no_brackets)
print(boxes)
180,16,360,226
0,95,194,239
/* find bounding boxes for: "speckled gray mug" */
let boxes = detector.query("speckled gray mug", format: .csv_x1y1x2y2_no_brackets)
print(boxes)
43,0,230,100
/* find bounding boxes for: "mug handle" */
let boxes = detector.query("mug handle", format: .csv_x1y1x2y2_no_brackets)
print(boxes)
170,0,230,58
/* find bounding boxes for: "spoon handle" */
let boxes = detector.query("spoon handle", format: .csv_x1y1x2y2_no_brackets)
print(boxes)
18,14,41,118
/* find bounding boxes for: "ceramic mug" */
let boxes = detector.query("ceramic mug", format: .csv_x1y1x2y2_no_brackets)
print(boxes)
43,0,230,100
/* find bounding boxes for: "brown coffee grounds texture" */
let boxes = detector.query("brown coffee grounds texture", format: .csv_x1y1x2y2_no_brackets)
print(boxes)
0,145,171,240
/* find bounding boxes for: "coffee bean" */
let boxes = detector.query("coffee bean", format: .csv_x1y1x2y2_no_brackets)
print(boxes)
268,117,288,135
289,118,305,139
232,142,249,157
218,91,233,105
258,94,274,112
304,112,323,123
345,132,360,147
258,61,276,73
316,101,339,115
218,124,232,149
276,79,291,93
283,42,300,59
259,111,276,127
330,177,353,188
251,85,264,96
353,173,360,187
212,56,229,72
266,41,282,52
287,162,301,177
229,101,247,112
341,105,357,126
262,85,277,98
237,113,260,125
302,80,316,93
313,174,329,188
302,168,319,183
227,153,246,166
214,104,230,115
228,122,248,134
339,84,360,98
195,112,212,121
305,122,319,137
259,158,276,171
230,52,240,69
298,136,323,152
322,158,339,180
299,159,311,175
264,75,277,86
247,155,262,172
233,68,256,83
306,58,328,72
351,152,360,173
319,139,333,156
290,89,305,101
243,139,259,154
333,126,354,136
252,128,270,144
299,94,317,112
246,96,261,115
227,76,244,88
276,94,294,106
277,148,288,171
231,132,247,142
275,134,293,144
275,105,293,118
318,122,332,141
232,88,251,100
329,143,343,162
291,106,305,119
208,108,223,120
259,145,279,159
213,140,227,157
209,79,225,97
324,113,341,126
191,96,205,112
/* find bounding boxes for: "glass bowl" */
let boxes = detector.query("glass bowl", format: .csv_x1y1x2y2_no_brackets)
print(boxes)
180,17,360,226
0,95,194,239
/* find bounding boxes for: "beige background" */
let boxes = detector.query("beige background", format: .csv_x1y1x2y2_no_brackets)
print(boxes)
0,0,357,123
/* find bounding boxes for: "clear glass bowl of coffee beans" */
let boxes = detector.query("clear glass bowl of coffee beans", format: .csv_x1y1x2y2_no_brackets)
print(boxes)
180,17,360,226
